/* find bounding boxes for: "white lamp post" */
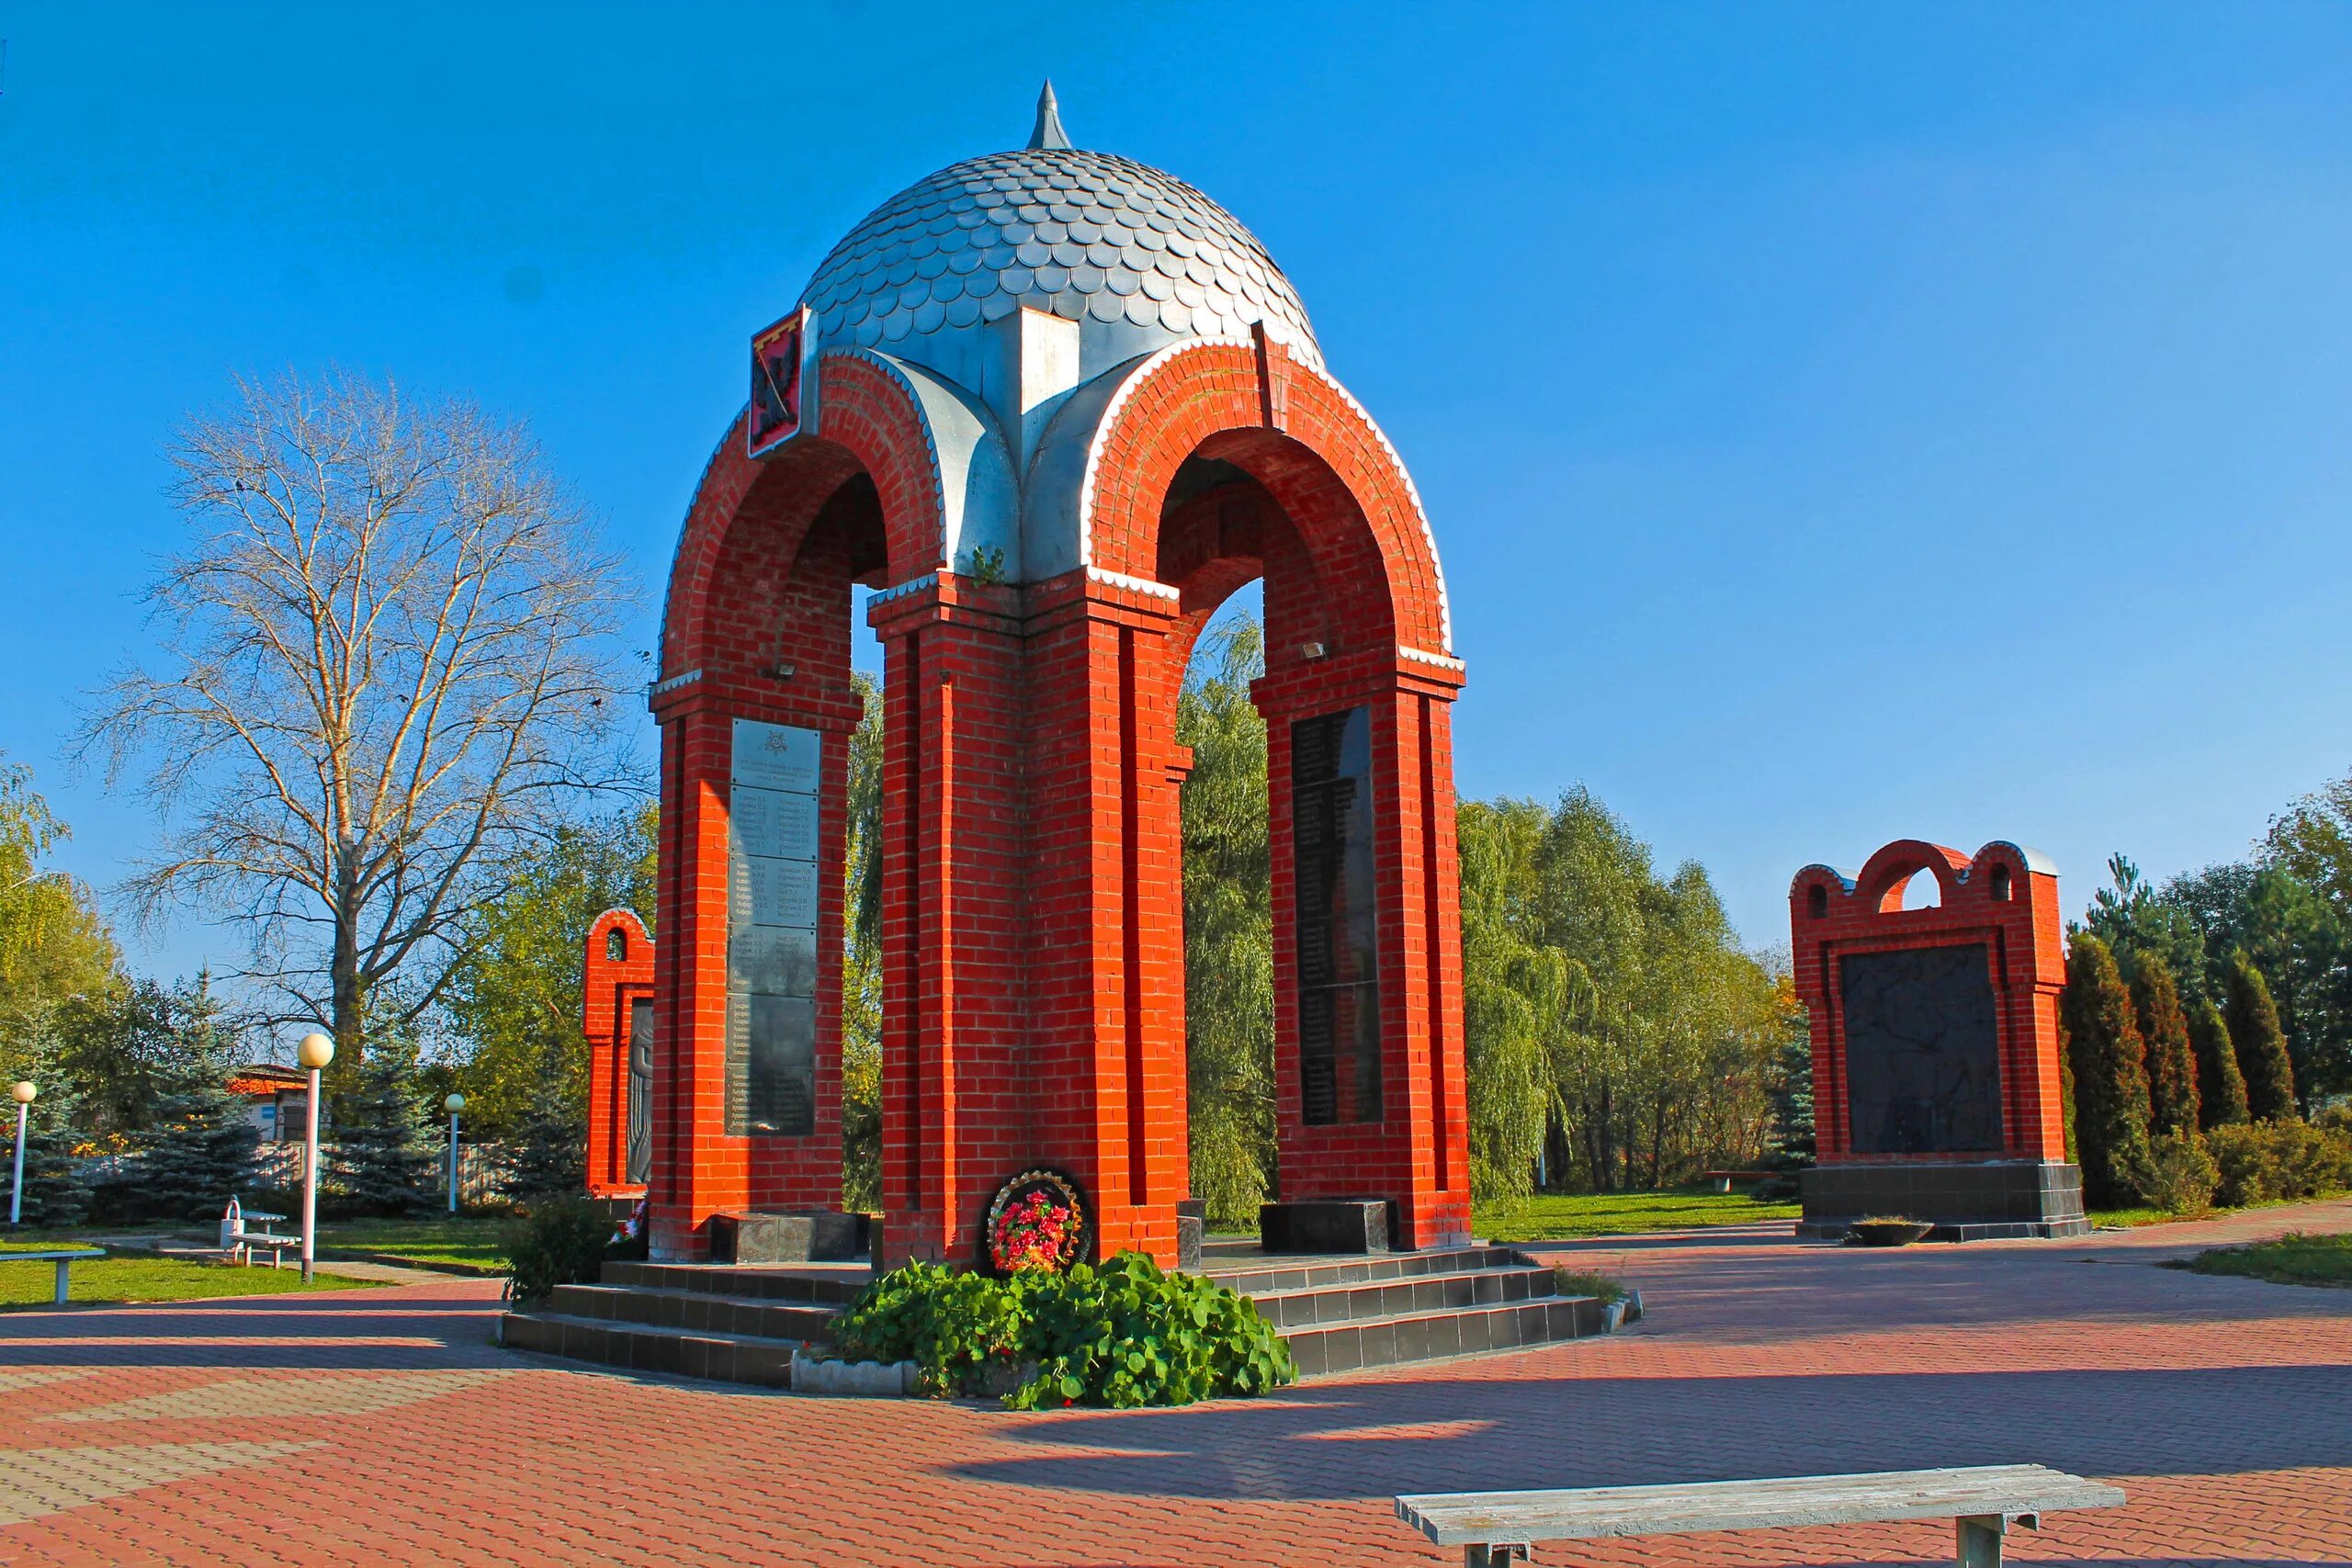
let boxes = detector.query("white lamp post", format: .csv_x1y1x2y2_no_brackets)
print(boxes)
296,1032,334,1282
8,1081,34,1228
443,1093,465,1214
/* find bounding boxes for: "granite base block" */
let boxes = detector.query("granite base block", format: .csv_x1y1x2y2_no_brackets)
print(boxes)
708,1209,870,1264
1799,1160,2088,1241
1260,1199,1391,1255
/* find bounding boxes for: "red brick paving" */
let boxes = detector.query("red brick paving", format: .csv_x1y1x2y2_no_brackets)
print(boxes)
0,1201,2345,1567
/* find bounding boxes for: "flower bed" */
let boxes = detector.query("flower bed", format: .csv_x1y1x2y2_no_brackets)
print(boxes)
824,1251,1294,1408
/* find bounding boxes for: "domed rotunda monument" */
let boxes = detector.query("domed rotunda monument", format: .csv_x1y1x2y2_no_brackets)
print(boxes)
648,86,1469,1268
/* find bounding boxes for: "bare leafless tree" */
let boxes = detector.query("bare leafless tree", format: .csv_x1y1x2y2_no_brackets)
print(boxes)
79,369,642,1059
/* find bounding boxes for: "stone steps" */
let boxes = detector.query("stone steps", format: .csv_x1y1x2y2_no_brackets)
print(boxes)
545,1282,841,1342
498,1310,802,1387
498,1243,1624,1390
1280,1293,1609,1377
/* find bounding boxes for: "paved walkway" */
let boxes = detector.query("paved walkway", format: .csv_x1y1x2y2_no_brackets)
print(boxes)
0,1201,2345,1567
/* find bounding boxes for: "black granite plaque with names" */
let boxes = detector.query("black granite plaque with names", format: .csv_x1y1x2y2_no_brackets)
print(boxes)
1291,707,1382,1125
1839,943,2003,1155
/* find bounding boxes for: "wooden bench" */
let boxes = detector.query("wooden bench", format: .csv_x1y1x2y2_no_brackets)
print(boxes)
1,1248,106,1305
1396,1464,2125,1567
219,1200,297,1268
1701,1168,1772,1193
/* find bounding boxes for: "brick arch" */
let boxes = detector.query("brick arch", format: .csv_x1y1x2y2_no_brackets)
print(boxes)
1855,840,1973,914
660,354,948,674
1080,341,1453,657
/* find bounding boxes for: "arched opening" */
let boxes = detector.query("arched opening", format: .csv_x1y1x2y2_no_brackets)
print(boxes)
653,425,899,1252
1807,883,1829,919
605,927,628,963
1900,867,1943,909
1989,863,2013,902
1153,440,1405,1230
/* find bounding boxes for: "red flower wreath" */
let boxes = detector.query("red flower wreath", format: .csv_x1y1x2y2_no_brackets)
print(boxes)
985,1170,1086,1274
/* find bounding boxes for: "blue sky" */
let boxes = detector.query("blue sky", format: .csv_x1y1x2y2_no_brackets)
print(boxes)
4,3,2350,985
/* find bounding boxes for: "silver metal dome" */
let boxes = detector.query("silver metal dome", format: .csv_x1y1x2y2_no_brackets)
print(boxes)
800,124,1321,370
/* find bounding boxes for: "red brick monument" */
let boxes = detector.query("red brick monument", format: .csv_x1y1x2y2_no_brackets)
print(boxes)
582,908,654,1201
1788,839,2088,1239
644,88,1471,1265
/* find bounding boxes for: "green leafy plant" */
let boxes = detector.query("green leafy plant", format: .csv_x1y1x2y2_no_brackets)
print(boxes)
2140,1132,2220,1214
827,1251,1294,1408
1548,1266,1626,1303
967,545,1007,585
501,1196,621,1304
2186,1230,2352,1287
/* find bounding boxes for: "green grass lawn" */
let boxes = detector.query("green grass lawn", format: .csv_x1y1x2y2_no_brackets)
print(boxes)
2185,1230,2352,1287
315,1214,510,1272
1476,1185,1801,1241
0,1244,368,1309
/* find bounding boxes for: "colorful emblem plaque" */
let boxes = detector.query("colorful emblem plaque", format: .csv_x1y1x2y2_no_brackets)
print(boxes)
748,306,809,457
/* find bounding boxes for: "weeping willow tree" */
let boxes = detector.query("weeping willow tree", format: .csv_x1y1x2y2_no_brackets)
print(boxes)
1456,800,1572,1202
841,672,885,1211
1178,616,1278,1224
1461,789,1792,1193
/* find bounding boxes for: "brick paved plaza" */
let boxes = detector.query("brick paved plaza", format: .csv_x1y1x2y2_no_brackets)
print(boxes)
1,1203,2346,1567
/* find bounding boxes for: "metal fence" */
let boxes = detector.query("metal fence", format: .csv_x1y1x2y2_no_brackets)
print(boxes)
249,1139,510,1207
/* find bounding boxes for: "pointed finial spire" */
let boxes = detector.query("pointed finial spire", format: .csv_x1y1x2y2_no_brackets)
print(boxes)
1027,79,1071,151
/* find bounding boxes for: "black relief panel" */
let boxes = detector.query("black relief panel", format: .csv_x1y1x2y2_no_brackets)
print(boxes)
1838,944,2002,1154
1292,707,1382,1125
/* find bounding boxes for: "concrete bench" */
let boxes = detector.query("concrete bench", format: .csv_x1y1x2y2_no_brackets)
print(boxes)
1,1248,106,1305
1702,1168,1772,1193
1396,1463,2125,1567
220,1201,296,1268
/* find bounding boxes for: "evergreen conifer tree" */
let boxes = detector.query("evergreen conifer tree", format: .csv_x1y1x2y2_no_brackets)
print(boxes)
2186,995,2249,1128
2059,933,2154,1206
2222,951,2298,1122
496,1077,587,1204
2128,954,2200,1137
325,1047,435,1217
128,1077,259,1222
9,1081,94,1230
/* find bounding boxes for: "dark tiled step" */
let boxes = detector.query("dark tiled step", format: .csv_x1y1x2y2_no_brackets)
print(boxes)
601,1260,867,1304
1283,1294,1608,1378
547,1283,840,1342
1202,1246,1526,1296
498,1311,800,1387
1248,1264,1553,1329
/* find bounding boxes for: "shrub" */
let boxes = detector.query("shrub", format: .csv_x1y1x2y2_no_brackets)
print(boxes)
2207,1120,2352,1207
829,1252,1295,1409
502,1196,621,1303
2129,957,2200,1137
496,1078,588,1203
2222,953,2298,1123
2187,996,2249,1129
2139,1134,2219,1215
2060,934,2154,1206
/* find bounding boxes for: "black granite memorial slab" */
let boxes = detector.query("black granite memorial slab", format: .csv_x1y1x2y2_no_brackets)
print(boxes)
1261,1198,1391,1255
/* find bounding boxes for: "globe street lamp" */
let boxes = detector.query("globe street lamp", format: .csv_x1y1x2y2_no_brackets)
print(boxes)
8,1081,34,1228
443,1093,465,1214
296,1032,334,1282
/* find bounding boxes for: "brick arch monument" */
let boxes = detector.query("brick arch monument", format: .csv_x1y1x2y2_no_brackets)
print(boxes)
648,89,1470,1266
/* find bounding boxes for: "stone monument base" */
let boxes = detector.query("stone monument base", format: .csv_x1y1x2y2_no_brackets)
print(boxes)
1797,1160,2090,1241
707,1208,871,1264
1261,1199,1391,1254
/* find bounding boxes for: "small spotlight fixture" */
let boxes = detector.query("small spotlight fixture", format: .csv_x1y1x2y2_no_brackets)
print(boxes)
762,660,797,682
1299,641,1326,660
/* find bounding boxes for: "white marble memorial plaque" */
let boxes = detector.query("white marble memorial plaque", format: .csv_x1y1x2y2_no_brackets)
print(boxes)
731,718,820,795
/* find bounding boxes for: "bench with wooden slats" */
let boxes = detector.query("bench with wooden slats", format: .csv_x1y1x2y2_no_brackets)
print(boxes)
1396,1463,2125,1567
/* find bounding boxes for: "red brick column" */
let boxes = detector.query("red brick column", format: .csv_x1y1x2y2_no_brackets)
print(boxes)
1255,650,1470,1249
582,909,653,1199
